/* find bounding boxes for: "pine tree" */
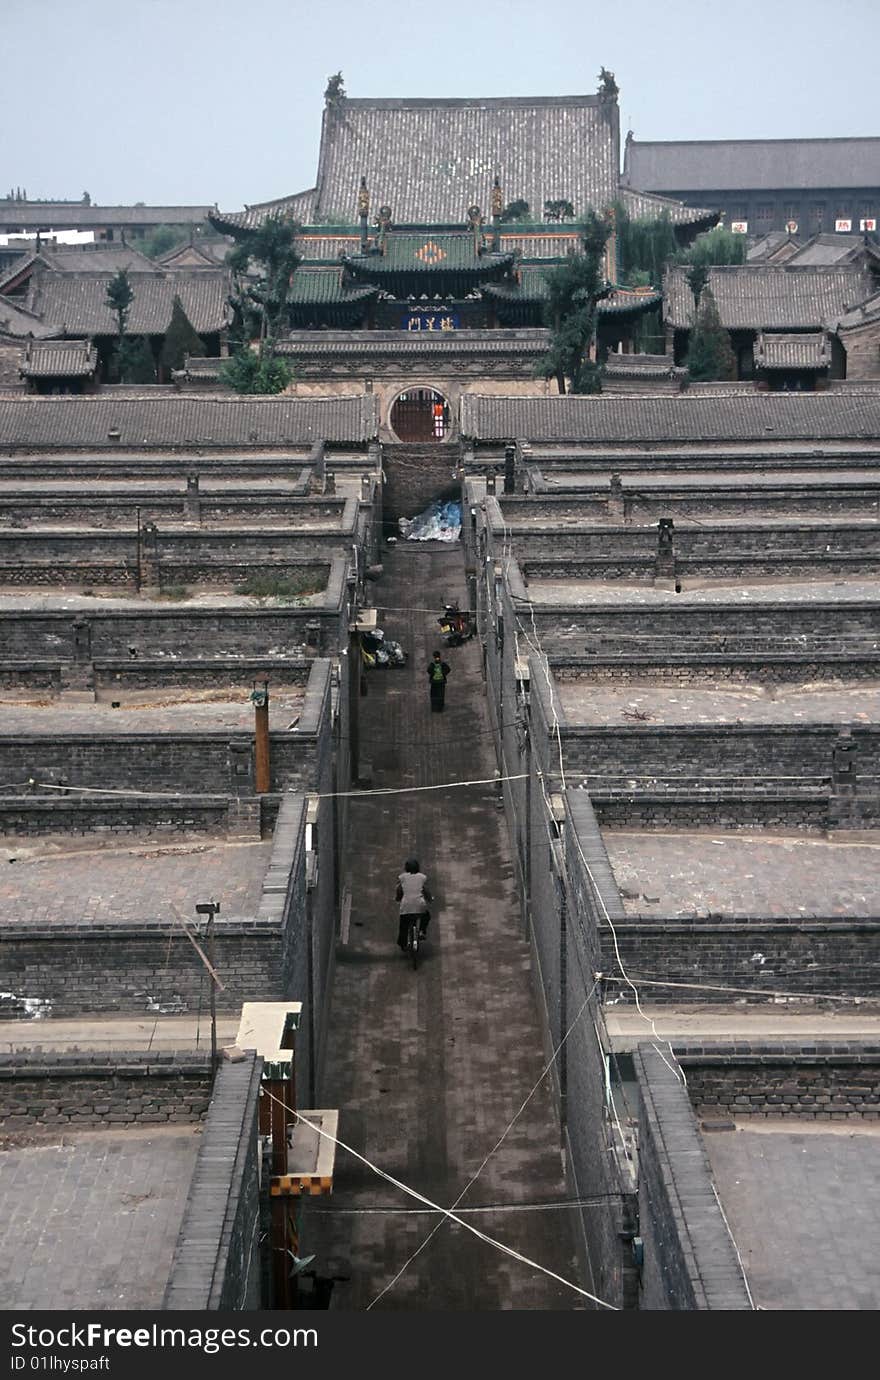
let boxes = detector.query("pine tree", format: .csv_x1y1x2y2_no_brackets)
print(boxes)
536,211,611,393
161,296,205,373
686,286,737,381
105,269,134,340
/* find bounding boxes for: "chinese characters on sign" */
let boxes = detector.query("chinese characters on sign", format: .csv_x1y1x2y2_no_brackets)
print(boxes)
402,309,460,332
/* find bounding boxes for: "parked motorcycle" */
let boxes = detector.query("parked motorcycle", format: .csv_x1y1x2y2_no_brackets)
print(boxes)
438,602,475,647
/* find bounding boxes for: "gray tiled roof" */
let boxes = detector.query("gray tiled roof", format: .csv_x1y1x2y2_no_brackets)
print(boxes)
498,230,584,257
663,264,872,330
0,203,214,230
754,332,830,370
603,352,684,378
0,243,160,293
746,231,799,263
217,95,620,232
24,270,232,336
211,189,318,235
20,340,98,378
624,137,880,193
835,289,880,331
40,243,159,273
784,233,880,268
0,295,59,340
297,232,360,261
276,328,550,357
0,395,378,447
313,96,620,224
460,391,880,443
619,186,719,228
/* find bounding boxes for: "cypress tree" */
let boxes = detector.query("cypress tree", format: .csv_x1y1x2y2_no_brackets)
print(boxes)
161,296,205,373
686,286,737,382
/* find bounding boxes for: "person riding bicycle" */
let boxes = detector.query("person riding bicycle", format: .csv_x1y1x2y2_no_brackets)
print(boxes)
396,857,432,951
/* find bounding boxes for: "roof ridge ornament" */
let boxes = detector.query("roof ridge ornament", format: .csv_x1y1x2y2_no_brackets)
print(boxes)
324,71,345,110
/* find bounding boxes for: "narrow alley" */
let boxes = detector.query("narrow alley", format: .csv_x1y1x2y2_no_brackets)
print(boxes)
308,540,586,1311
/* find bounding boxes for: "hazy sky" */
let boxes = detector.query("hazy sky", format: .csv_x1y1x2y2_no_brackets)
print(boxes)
3,0,877,210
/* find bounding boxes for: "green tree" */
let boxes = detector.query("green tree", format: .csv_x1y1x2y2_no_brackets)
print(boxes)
139,223,191,260
125,337,157,384
227,211,301,347
615,204,678,286
219,347,292,395
105,268,134,340
686,262,709,304
105,269,135,380
536,212,611,394
544,199,575,223
678,224,747,270
686,285,737,382
500,199,530,223
160,295,205,373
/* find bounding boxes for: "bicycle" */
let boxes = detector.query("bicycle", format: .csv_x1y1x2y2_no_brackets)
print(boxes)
407,913,421,970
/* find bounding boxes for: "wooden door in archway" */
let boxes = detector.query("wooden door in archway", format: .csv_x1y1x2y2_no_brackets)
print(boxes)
390,389,449,441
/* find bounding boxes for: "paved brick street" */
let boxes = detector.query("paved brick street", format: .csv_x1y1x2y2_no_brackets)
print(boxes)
308,542,586,1311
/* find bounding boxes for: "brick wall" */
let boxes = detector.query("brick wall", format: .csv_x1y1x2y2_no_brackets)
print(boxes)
381,442,462,532
560,725,880,788
163,1052,263,1311
498,491,880,524
677,1043,880,1118
598,916,880,1003
634,1045,753,1310
592,792,831,830
528,602,880,656
840,319,880,381
550,654,880,687
0,1052,213,1129
0,554,349,658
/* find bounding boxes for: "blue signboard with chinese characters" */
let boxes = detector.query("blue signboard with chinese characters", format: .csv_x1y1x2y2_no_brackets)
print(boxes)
401,308,460,332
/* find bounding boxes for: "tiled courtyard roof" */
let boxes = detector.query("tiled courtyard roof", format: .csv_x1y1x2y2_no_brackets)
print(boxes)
835,289,880,331
755,332,830,371
663,264,872,331
23,271,232,336
461,391,880,443
603,352,684,378
0,394,378,447
0,295,59,340
20,340,98,378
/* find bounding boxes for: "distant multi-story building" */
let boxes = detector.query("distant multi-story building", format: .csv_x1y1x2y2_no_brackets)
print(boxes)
623,134,880,238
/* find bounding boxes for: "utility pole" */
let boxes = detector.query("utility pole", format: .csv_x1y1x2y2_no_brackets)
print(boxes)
195,900,220,1070
251,677,270,793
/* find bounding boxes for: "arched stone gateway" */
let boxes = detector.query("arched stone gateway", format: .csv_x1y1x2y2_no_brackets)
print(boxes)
389,387,450,442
